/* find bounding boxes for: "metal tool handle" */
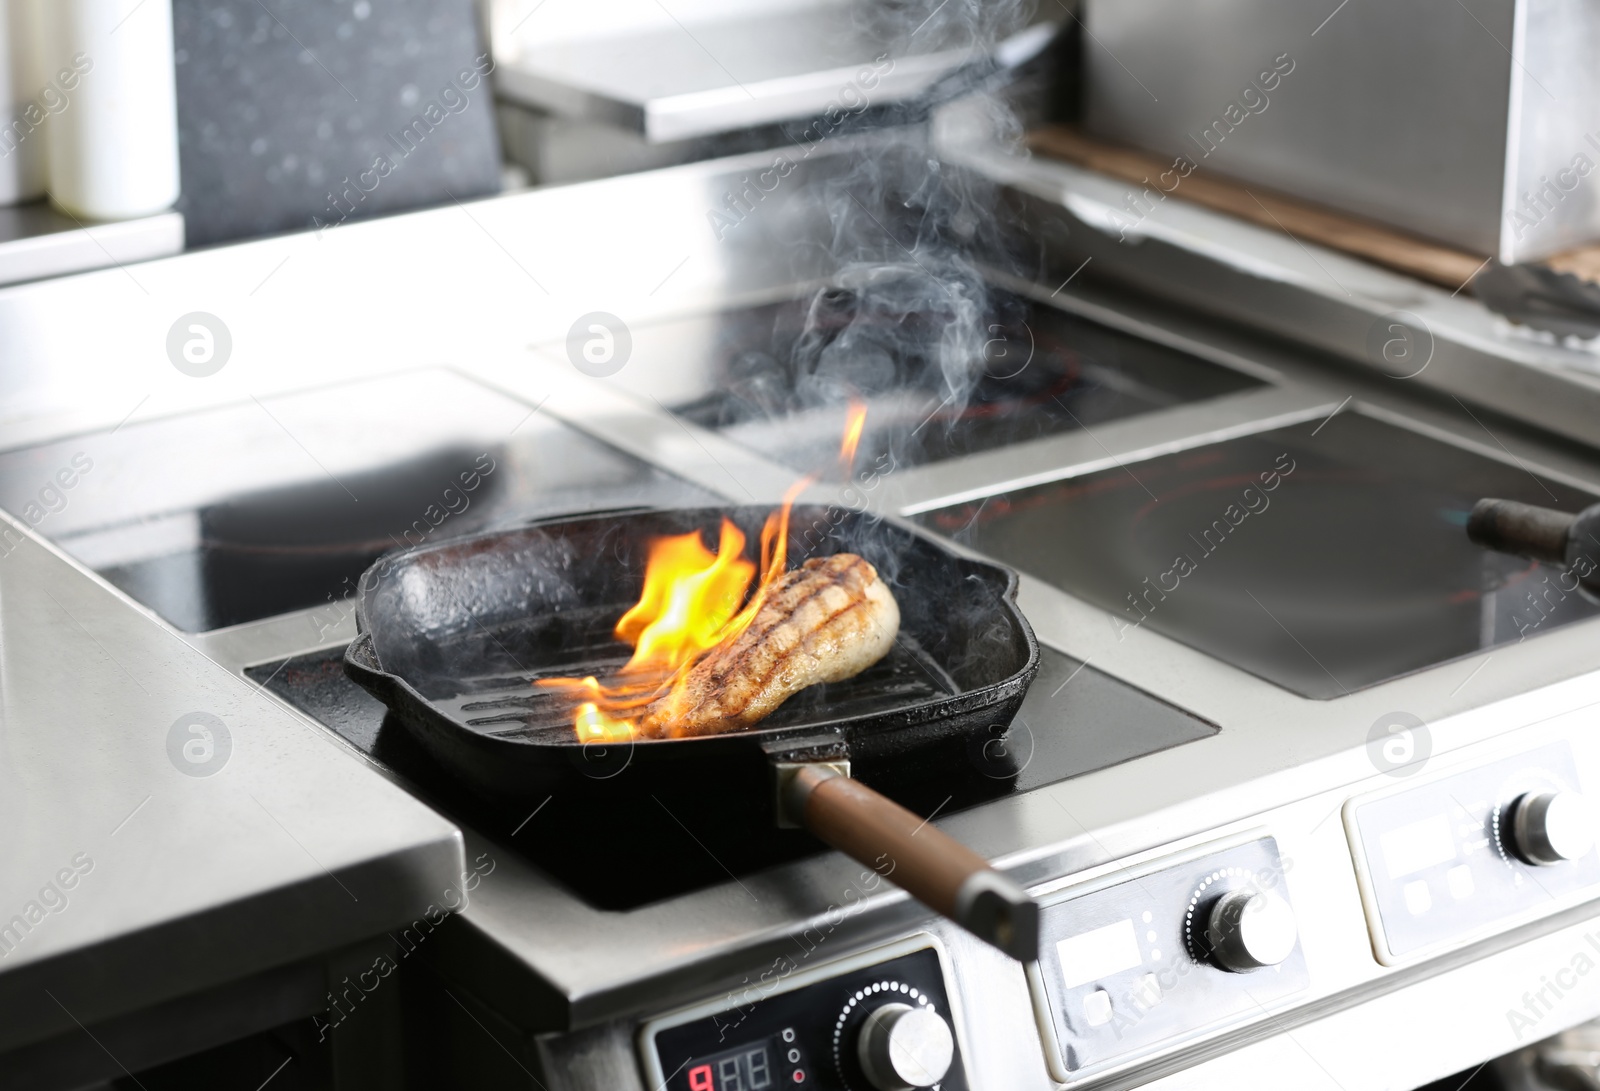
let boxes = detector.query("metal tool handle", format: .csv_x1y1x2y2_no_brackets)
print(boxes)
782,765,1039,962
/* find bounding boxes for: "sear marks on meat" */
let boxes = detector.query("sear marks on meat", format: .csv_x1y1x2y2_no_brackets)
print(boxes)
635,553,899,738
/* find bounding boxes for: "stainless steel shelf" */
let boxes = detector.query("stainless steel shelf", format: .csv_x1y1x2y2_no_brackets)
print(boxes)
493,4,972,142
0,200,183,288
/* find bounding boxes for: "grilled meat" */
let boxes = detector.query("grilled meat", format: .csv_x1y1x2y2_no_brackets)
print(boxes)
635,553,899,738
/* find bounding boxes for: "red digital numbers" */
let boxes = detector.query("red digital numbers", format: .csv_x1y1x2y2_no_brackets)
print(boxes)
688,1064,714,1091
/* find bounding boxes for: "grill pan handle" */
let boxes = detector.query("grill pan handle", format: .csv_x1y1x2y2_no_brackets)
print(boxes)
780,764,1039,962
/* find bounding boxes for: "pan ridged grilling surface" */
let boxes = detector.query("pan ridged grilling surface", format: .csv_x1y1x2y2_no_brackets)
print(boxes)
434,631,955,741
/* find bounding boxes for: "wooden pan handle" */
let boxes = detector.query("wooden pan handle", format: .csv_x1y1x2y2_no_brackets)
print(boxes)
783,765,1039,961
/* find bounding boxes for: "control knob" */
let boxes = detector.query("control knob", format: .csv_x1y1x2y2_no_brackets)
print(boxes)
1507,791,1595,866
856,1003,953,1091
1204,890,1298,973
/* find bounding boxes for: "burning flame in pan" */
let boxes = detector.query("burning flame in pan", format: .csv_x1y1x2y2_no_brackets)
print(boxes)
540,402,870,742
839,396,867,469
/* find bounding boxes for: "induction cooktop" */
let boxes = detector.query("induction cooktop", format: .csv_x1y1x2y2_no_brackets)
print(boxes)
0,370,716,631
246,643,1215,910
916,409,1600,698
657,284,1262,472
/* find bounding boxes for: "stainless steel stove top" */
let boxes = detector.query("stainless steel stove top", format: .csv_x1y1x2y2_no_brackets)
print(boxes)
916,408,1600,697
5,136,1600,1091
242,637,1215,911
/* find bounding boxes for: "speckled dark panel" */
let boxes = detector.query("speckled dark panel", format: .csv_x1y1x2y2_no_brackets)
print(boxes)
173,0,500,247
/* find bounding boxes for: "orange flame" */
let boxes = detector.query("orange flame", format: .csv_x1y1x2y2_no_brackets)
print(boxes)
539,475,812,740
840,399,868,469
616,519,755,672
541,409,864,741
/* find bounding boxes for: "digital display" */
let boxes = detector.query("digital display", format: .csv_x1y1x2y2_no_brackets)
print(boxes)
1380,813,1457,880
652,949,959,1091
1056,917,1144,988
684,1040,776,1091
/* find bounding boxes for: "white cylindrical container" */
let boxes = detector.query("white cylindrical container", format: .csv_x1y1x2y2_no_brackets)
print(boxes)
0,0,48,205
40,0,180,220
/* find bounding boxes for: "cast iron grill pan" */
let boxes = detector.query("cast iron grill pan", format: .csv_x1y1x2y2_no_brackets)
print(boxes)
345,505,1041,959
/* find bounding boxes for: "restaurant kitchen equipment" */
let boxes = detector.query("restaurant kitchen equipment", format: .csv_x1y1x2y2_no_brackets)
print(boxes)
1081,0,1600,264
2,122,1600,1090
490,2,1062,184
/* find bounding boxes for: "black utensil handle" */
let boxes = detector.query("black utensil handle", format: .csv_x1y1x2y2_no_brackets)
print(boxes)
785,765,1039,961
1467,498,1574,565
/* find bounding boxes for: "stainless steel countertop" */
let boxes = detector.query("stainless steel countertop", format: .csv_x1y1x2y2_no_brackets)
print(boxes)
0,512,463,1053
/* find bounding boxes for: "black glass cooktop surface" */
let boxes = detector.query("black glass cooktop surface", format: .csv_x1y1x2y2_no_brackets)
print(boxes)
248,644,1215,910
647,284,1261,472
0,370,716,631
917,410,1600,698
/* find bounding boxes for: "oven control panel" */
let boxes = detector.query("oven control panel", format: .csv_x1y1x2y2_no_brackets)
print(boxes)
1348,740,1600,964
1027,835,1308,1081
641,939,967,1091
